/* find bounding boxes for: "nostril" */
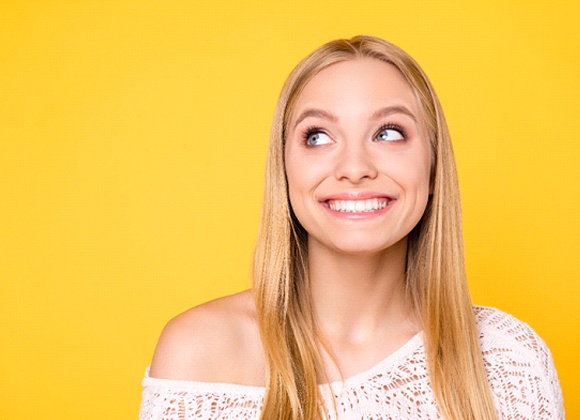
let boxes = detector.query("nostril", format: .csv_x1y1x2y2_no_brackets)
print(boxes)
334,155,379,182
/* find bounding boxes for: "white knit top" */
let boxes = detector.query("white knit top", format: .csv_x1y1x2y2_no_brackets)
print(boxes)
139,306,564,419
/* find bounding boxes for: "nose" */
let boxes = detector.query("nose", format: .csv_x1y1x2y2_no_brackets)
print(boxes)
334,142,378,183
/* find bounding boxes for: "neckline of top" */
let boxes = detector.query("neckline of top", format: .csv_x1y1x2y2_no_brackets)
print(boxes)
143,331,425,395
326,330,424,390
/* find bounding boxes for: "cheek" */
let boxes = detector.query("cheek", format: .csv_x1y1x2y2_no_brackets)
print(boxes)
381,148,431,220
410,143,432,191
285,148,326,197
284,149,330,230
285,169,313,233
412,154,432,218
284,155,300,200
284,153,309,218
383,151,431,190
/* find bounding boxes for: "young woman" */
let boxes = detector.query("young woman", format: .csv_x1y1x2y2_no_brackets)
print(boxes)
139,35,563,419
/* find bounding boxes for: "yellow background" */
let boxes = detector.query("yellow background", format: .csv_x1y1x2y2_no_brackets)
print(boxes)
1,1,578,418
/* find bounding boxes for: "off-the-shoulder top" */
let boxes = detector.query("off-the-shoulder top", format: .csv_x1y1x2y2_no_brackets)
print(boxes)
139,306,564,419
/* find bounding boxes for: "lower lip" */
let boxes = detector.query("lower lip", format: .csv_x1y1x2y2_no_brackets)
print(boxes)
321,200,394,220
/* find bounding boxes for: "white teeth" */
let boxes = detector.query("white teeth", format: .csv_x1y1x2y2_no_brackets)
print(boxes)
328,198,389,213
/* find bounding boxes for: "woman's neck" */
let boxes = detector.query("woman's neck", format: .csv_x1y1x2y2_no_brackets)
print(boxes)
307,236,418,344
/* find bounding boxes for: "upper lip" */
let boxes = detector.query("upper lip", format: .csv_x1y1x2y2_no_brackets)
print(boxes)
319,191,395,201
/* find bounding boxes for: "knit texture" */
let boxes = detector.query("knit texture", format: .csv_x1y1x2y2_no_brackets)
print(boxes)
139,306,564,419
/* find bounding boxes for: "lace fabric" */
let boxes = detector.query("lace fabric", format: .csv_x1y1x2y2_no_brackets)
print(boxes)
139,306,564,419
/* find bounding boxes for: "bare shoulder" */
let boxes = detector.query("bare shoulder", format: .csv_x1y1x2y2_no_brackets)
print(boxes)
149,289,264,385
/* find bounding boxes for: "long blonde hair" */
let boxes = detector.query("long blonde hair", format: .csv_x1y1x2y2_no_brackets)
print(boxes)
252,35,497,420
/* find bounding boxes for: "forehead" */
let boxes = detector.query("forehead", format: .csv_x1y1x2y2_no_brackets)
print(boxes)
291,58,419,119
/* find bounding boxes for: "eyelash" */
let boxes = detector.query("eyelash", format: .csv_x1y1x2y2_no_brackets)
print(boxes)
299,123,408,146
301,125,327,145
375,123,407,141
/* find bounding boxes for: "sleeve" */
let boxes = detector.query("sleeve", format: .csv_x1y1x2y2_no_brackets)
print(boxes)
138,373,265,419
139,385,186,420
478,309,565,419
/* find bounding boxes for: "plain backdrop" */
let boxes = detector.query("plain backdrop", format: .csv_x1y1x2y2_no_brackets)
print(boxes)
1,1,578,418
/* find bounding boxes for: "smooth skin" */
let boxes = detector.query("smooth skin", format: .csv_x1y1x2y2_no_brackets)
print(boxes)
150,58,431,385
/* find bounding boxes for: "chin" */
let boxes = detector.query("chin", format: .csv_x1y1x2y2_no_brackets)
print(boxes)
323,235,408,257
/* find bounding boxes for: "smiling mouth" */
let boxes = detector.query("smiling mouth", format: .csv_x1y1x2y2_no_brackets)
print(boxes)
327,198,390,213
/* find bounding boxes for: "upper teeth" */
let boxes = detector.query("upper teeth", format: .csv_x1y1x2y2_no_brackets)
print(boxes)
328,198,388,213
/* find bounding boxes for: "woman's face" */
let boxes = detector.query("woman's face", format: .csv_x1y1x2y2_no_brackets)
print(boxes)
285,58,432,255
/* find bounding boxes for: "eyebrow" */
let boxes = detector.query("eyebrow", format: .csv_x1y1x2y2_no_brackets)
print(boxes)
292,105,417,131
292,109,338,130
371,105,417,122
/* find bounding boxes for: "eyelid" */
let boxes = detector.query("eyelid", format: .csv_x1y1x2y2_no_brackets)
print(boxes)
297,122,408,145
374,123,406,141
301,125,334,146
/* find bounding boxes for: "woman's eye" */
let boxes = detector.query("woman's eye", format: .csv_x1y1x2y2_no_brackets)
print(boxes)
306,131,333,146
376,127,404,142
